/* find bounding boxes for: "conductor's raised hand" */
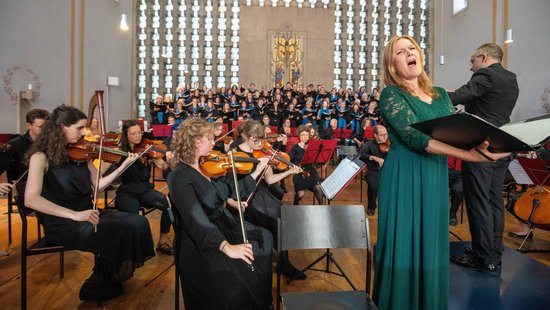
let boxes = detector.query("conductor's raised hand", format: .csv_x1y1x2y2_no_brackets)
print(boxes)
470,140,511,162
223,243,255,265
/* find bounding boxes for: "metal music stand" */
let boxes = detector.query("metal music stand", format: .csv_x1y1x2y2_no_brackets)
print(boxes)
276,205,376,310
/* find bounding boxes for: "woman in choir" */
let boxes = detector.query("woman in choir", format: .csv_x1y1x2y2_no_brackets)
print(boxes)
24,106,154,301
289,125,324,205
373,35,509,310
115,120,174,255
167,117,273,309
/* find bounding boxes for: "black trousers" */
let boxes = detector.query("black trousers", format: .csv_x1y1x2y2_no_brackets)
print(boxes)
449,170,463,219
364,170,380,211
462,159,510,264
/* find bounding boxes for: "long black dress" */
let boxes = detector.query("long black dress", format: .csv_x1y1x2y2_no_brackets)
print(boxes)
38,162,154,282
289,143,320,191
167,164,273,310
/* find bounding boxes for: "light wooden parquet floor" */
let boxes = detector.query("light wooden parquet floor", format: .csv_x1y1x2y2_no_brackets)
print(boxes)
1,167,549,309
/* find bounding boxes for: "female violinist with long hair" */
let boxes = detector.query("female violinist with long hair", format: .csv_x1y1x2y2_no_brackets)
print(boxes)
24,106,154,301
167,117,273,309
115,120,173,255
235,120,305,279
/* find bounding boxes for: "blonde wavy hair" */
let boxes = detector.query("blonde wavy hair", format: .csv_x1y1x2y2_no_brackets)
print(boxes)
169,117,213,168
381,35,437,98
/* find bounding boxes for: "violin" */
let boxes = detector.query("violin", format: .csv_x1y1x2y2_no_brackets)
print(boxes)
379,138,390,153
68,139,128,163
265,133,285,143
200,150,261,178
134,139,167,159
253,141,309,176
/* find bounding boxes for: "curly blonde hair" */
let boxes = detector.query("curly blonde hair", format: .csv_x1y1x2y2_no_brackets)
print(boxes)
169,117,213,168
381,35,437,98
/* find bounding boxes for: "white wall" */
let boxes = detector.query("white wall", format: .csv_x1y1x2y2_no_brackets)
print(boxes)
433,0,550,122
0,0,133,133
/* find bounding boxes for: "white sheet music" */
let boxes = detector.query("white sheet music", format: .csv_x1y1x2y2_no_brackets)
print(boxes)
500,115,550,146
321,158,365,200
508,159,534,185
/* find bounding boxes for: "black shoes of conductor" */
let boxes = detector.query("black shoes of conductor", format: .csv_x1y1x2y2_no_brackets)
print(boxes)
451,252,500,275
79,278,123,301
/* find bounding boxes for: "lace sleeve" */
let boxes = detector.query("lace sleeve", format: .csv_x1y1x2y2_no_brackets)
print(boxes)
379,86,430,151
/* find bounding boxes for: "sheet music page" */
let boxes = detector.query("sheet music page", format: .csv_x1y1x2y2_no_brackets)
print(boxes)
508,159,533,185
500,116,550,146
321,158,364,199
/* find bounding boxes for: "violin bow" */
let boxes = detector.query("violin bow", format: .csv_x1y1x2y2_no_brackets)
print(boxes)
91,90,105,232
228,149,254,272
245,151,277,205
215,127,237,143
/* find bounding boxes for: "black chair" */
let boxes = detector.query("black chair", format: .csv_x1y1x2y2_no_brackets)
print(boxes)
14,182,66,310
276,204,377,310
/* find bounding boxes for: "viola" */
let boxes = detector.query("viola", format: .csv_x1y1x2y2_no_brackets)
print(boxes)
68,139,128,163
200,150,260,178
379,138,390,153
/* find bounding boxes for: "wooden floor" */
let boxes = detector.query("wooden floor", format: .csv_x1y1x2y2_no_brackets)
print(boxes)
1,166,549,309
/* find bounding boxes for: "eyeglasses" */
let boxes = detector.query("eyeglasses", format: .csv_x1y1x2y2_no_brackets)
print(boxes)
249,137,264,144
469,54,483,65
128,131,143,136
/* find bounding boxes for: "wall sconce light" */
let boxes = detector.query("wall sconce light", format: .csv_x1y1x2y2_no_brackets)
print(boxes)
120,13,129,30
504,28,513,44
439,54,445,65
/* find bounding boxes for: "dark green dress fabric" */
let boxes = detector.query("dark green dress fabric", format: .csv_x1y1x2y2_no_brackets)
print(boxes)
373,86,454,310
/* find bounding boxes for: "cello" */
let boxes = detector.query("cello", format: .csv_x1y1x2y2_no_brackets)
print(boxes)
513,156,550,231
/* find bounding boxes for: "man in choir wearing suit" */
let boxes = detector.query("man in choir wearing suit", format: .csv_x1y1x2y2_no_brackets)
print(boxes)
449,43,518,274
358,125,388,216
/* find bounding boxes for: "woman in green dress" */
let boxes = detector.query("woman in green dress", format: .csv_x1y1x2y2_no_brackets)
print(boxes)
373,35,510,310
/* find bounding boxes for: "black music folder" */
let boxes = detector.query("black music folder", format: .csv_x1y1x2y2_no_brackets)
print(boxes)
411,112,550,153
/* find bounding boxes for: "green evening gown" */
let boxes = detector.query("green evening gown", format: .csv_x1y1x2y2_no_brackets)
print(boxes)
373,86,454,310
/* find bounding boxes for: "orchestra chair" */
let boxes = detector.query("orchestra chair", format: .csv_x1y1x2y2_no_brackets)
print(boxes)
14,182,66,310
276,205,377,310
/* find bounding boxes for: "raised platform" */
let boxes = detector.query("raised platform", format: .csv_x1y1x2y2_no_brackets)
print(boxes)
450,241,550,310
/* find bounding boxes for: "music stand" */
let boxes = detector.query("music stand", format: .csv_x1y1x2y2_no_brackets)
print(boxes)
301,139,338,180
513,157,550,253
320,157,366,204
332,128,353,139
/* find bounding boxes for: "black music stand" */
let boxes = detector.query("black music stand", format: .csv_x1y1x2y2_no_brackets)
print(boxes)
320,157,366,204
301,139,338,180
513,157,550,253
280,205,370,290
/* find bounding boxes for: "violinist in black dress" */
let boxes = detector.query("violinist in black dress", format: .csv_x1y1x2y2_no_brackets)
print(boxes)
289,125,324,205
116,120,173,255
24,106,154,301
167,117,273,310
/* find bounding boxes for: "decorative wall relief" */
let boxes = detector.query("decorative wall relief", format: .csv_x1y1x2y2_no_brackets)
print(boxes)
2,65,41,104
271,22,304,87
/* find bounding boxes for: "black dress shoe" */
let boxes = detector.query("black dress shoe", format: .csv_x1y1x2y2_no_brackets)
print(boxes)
508,231,534,239
462,248,502,265
451,255,499,275
367,209,375,216
79,279,123,301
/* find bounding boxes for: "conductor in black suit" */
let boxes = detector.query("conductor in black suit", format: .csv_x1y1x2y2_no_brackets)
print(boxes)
448,43,519,273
